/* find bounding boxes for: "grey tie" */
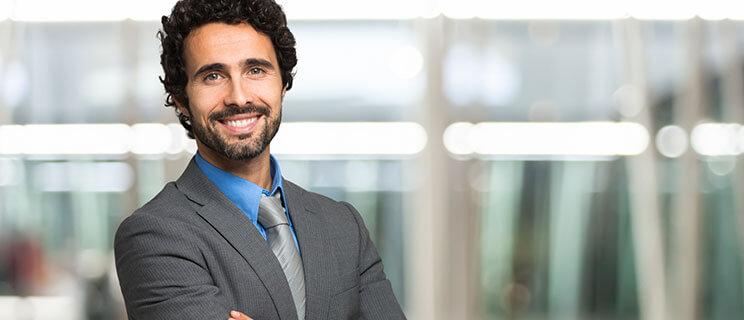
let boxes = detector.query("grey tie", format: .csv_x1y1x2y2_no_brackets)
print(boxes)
258,192,306,320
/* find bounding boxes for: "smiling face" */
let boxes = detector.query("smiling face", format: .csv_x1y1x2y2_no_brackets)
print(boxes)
178,22,285,163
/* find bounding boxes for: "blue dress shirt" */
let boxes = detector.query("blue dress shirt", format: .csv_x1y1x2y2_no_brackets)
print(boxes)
194,152,300,252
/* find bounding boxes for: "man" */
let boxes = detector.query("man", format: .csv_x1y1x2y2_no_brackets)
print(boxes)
113,0,405,319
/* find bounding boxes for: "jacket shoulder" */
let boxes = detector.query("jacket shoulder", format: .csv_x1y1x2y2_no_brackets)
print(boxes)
114,182,198,241
134,182,195,217
284,179,350,211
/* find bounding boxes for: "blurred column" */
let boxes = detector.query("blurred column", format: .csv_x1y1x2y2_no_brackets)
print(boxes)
615,19,668,320
670,18,706,320
0,19,11,232
718,20,744,305
0,20,9,124
0,19,24,126
407,15,447,320
441,19,485,320
446,159,482,319
408,14,482,320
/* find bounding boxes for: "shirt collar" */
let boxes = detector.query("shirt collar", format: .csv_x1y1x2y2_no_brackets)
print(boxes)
269,155,284,196
194,152,285,222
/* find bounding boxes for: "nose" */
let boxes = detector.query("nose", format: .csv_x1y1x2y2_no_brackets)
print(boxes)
224,77,254,107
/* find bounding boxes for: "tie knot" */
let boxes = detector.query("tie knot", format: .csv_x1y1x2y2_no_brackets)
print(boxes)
258,193,288,229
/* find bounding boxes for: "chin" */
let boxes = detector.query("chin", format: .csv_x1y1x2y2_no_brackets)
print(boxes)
221,143,267,161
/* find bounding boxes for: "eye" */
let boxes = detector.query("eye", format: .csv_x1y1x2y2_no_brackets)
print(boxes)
248,67,264,75
204,72,222,82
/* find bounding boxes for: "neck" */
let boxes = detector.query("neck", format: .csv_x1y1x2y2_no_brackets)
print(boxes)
196,142,273,191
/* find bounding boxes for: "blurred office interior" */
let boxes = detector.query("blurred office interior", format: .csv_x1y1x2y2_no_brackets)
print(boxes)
2,0,744,319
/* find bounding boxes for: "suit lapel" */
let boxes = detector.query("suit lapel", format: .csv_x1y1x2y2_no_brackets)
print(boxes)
176,158,298,320
283,180,334,320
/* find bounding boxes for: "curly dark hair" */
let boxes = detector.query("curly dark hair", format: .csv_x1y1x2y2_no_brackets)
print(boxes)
158,0,297,138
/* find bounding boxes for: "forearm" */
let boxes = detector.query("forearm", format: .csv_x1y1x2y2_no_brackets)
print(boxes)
115,214,230,319
343,202,406,319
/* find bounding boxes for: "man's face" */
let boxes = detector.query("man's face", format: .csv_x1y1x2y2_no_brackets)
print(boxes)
178,22,285,161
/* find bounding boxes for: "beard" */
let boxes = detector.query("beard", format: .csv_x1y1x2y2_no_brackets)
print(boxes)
190,104,281,161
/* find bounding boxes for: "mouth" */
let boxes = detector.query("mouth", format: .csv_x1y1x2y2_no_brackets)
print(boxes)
217,114,262,133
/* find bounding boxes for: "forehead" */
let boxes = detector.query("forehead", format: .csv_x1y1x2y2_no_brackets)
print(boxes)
182,22,278,70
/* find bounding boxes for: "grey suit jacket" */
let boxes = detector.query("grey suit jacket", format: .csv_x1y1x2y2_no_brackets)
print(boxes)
114,158,405,319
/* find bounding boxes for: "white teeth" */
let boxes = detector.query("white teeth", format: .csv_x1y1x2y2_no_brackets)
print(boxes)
225,117,257,128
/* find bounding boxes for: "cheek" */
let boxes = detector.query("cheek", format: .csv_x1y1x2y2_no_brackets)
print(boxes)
188,87,223,116
256,84,284,106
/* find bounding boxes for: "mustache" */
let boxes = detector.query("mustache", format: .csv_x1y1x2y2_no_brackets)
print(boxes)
208,105,270,122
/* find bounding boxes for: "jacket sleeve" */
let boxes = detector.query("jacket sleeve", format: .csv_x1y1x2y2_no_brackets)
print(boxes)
114,213,230,320
342,202,407,319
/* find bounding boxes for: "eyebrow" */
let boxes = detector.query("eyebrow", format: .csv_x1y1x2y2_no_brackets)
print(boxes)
193,63,225,80
242,58,275,70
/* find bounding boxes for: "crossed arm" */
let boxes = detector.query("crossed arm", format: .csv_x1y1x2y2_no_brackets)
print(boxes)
115,215,253,319
229,310,252,320
115,201,404,319
114,213,238,319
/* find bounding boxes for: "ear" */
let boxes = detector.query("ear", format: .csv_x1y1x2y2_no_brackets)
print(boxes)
281,86,287,101
174,97,190,117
